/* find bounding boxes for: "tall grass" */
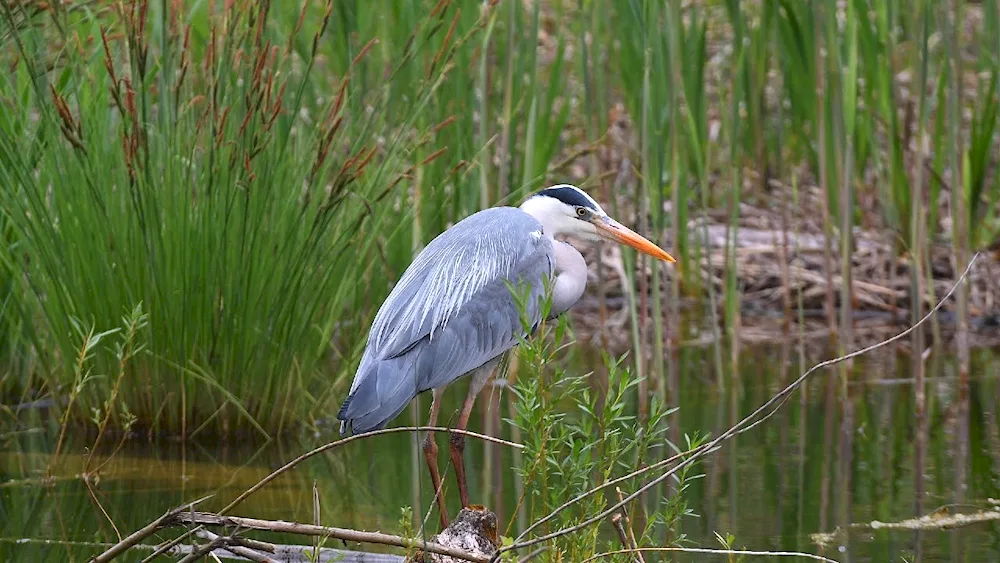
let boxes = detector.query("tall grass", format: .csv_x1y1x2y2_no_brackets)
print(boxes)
0,1,509,436
1,0,998,437
1,206,21,383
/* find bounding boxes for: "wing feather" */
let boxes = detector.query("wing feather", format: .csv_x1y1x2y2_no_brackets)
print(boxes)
337,207,555,433
366,207,547,364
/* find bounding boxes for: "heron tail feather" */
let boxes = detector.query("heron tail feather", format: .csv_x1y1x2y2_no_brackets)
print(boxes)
336,358,417,435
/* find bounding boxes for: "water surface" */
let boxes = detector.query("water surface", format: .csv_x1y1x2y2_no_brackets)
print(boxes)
2,342,999,562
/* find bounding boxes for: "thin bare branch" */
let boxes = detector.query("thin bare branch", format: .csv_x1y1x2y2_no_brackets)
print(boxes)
615,487,643,563
609,515,639,563
198,529,277,563
515,441,713,539
133,426,519,561
222,426,522,515
85,475,123,542
91,495,213,563
498,253,980,559
176,536,226,563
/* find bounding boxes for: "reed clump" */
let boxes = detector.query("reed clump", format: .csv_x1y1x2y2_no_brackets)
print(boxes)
0,0,498,436
2,0,999,436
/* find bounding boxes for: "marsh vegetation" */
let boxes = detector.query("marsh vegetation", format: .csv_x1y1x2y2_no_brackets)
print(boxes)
1,0,999,562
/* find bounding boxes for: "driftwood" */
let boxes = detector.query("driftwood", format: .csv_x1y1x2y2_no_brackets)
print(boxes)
171,511,489,562
91,495,214,563
9,537,402,562
812,506,1000,550
92,428,520,563
91,501,498,563
867,509,1000,530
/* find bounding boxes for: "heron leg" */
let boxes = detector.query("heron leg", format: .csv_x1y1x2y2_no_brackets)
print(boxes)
423,387,449,529
449,360,496,508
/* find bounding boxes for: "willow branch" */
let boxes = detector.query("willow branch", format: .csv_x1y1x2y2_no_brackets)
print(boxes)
609,515,639,563
615,487,643,563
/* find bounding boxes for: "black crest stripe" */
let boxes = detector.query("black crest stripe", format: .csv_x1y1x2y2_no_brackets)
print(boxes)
536,187,598,210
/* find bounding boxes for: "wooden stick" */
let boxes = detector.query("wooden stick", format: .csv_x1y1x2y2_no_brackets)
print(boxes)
175,511,490,563
609,515,639,563
91,495,213,563
175,536,225,563
197,529,277,563
9,536,406,562
863,509,1000,530
128,426,519,562
614,487,644,563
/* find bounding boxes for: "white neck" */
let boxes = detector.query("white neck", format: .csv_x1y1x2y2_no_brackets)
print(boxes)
519,197,591,317
549,240,588,317
519,196,579,237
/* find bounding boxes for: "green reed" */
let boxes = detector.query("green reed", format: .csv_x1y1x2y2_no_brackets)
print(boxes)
1,0,998,438
0,0,508,436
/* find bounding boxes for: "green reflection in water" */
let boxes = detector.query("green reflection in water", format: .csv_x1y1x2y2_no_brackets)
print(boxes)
2,344,999,562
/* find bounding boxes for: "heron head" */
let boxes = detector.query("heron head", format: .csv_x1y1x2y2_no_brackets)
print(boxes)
521,184,676,263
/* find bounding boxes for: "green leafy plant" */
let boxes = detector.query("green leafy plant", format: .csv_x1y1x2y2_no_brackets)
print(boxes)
504,281,700,561
0,1,498,436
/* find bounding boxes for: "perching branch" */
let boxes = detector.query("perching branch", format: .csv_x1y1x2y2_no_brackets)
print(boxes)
496,253,981,560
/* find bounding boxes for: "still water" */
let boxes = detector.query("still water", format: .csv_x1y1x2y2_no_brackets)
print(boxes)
2,342,999,562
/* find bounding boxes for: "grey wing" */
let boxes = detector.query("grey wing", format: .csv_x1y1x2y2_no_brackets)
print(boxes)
336,207,554,434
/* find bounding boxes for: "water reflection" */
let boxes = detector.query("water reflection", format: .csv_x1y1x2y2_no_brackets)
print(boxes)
2,343,999,562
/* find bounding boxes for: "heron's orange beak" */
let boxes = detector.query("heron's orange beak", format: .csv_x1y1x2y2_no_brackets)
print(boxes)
592,216,676,263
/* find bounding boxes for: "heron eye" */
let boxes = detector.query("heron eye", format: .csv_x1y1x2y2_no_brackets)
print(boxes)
575,207,587,217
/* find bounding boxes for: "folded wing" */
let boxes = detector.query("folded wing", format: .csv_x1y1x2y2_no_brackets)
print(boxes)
337,207,554,433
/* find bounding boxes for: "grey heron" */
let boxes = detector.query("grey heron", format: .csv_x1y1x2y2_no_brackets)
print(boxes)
337,184,675,527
